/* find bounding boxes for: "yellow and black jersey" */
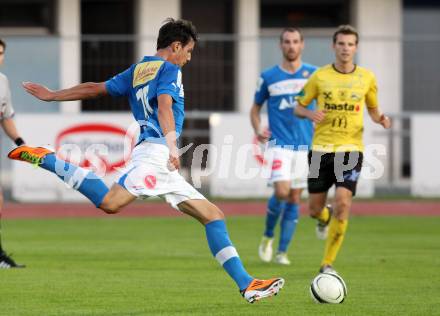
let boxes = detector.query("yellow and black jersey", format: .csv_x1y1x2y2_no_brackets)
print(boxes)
296,64,378,152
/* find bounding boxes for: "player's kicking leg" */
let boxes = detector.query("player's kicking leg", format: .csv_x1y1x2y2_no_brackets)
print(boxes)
8,146,136,213
178,199,285,303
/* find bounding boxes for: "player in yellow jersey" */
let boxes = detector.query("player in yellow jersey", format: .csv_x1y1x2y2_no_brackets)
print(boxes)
294,25,391,274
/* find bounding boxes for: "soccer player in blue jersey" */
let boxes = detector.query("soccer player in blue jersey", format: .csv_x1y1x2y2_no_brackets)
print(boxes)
9,18,284,303
250,27,317,265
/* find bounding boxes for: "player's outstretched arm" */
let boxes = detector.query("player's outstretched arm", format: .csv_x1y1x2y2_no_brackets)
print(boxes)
367,107,391,129
22,81,107,102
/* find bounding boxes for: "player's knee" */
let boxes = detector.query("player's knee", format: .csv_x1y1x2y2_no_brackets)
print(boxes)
203,205,225,223
209,207,225,221
334,199,350,219
288,192,301,204
274,188,289,200
99,201,121,214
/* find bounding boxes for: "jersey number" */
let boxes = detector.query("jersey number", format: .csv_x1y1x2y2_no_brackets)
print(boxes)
136,86,153,118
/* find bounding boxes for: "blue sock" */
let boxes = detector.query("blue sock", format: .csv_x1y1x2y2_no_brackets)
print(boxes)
264,194,285,238
205,220,253,291
40,154,109,207
278,203,299,253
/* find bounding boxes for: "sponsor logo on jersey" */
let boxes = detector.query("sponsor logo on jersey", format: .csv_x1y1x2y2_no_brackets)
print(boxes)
278,96,297,110
144,175,157,189
324,102,360,112
323,91,332,100
133,61,164,87
302,70,310,78
332,115,348,128
55,123,135,175
350,92,362,101
338,90,348,101
268,79,307,96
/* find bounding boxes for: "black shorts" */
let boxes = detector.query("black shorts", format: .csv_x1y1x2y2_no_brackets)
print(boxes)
307,151,363,196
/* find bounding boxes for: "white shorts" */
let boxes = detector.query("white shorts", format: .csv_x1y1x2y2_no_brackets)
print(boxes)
267,147,309,189
116,142,206,210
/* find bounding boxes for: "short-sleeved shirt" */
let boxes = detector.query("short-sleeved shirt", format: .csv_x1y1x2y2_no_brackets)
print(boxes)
296,64,378,152
0,72,15,119
254,63,317,150
105,56,184,145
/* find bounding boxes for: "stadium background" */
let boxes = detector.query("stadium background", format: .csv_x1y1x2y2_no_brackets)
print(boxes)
0,0,440,200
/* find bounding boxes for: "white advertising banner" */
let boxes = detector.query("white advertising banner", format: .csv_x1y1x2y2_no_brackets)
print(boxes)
411,114,440,196
12,114,138,202
209,113,273,198
209,113,376,198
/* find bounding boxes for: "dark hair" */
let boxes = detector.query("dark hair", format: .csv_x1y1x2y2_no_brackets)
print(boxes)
157,18,198,50
0,38,6,50
333,25,359,44
280,27,303,42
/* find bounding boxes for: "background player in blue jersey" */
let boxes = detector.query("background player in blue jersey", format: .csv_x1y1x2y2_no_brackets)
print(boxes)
9,18,283,303
250,27,317,265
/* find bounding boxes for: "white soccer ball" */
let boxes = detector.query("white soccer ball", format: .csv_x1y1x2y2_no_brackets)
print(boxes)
310,272,347,304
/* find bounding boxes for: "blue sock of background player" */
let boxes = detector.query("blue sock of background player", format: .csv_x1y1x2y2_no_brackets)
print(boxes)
264,194,285,238
278,202,299,253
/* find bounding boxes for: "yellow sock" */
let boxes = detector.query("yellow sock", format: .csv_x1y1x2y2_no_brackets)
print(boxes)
321,218,348,267
316,206,330,223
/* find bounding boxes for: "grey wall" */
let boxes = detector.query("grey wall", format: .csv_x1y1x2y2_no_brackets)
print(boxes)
403,9,440,112
0,36,61,194
260,35,335,71
2,36,60,113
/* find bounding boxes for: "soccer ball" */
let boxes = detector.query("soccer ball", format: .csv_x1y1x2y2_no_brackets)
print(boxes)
310,273,347,304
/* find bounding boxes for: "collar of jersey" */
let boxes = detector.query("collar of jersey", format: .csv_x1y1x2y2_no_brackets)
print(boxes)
332,63,357,74
277,63,303,76
141,56,165,62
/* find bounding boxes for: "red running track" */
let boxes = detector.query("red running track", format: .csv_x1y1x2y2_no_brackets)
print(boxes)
2,201,439,219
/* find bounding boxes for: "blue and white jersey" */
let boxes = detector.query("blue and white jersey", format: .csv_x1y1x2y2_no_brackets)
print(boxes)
105,56,184,145
254,63,317,149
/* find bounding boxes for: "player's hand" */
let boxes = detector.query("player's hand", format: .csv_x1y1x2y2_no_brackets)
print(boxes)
22,82,55,101
167,151,180,171
309,110,325,123
379,114,391,129
256,129,271,143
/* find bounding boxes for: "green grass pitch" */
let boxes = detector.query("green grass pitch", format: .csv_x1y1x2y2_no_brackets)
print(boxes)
1,215,439,315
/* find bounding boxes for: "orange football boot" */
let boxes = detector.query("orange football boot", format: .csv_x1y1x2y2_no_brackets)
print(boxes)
8,146,54,165
241,278,285,303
